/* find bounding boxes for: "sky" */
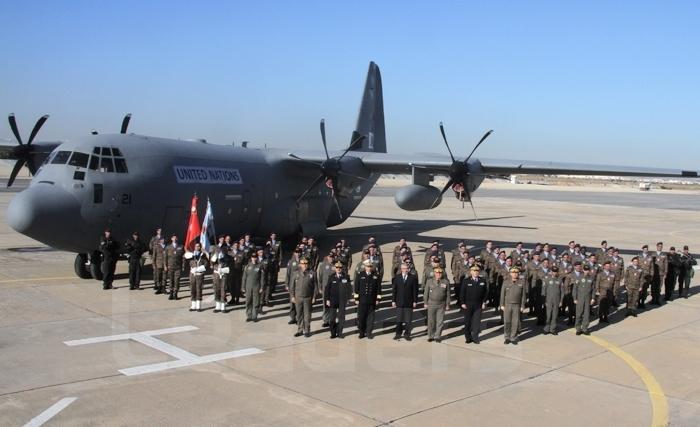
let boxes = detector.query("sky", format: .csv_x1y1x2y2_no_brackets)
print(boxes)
1,0,699,169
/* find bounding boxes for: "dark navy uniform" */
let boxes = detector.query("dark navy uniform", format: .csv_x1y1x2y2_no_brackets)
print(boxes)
460,274,488,343
354,269,382,338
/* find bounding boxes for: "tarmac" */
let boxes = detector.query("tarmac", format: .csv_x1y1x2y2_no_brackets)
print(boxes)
1,181,700,426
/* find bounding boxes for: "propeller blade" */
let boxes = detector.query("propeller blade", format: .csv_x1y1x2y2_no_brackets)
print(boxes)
320,119,329,160
465,187,478,221
439,122,456,162
331,185,343,220
120,113,132,134
337,132,365,161
295,174,326,204
430,178,453,209
27,115,49,145
7,160,25,187
464,129,493,163
8,114,23,144
288,153,323,167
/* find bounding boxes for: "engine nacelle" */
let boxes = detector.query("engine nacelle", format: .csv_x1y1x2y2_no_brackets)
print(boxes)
394,184,442,211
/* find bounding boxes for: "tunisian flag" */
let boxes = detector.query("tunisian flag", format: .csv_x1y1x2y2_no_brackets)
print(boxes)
184,194,201,251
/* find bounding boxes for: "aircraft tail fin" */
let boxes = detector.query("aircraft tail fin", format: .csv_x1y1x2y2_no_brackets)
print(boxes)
350,61,386,153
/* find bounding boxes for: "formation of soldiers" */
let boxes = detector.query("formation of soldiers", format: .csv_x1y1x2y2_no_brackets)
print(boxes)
99,229,697,345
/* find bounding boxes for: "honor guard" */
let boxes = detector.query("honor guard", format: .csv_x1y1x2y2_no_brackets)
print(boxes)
392,263,420,341
354,259,382,339
500,267,527,344
541,266,562,335
324,262,353,338
124,231,146,290
424,267,451,342
290,258,318,337
164,235,184,300
460,265,488,344
573,265,595,335
187,243,208,312
99,229,119,290
243,252,264,321
211,236,230,313
152,237,166,294
623,257,643,317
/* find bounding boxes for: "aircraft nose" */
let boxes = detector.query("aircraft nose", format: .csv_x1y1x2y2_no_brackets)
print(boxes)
7,184,81,239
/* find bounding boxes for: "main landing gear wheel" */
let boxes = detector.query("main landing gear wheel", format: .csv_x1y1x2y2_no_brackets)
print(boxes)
89,251,103,281
74,253,91,279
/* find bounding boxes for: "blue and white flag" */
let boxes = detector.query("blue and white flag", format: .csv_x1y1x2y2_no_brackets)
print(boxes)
199,198,216,253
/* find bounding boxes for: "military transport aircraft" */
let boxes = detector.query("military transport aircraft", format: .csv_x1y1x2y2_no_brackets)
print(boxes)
2,62,698,280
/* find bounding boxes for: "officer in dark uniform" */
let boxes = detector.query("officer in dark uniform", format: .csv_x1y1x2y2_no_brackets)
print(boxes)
124,231,146,290
99,229,119,290
678,245,697,298
391,263,419,341
665,246,681,301
324,262,352,338
354,259,382,339
460,265,488,344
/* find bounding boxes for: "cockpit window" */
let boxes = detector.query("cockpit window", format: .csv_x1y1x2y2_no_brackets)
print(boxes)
68,152,90,168
112,148,123,156
93,147,100,154
101,147,112,156
51,151,71,164
114,158,128,173
100,157,115,172
89,155,99,170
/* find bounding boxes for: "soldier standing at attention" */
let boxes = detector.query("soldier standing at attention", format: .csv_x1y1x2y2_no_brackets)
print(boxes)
609,248,625,307
678,246,697,299
229,242,245,305
290,258,318,337
665,246,681,301
152,237,166,294
651,242,668,305
595,241,609,264
187,243,208,312
392,263,419,341
541,266,562,335
317,254,335,327
324,262,352,338
354,259,382,339
623,257,643,317
526,252,542,316
638,244,654,308
424,267,450,343
211,236,230,313
286,248,302,324
99,229,119,290
596,261,616,323
124,231,146,290
510,242,525,262
500,267,527,345
258,247,271,312
148,227,162,267
268,233,282,297
243,252,264,322
562,262,583,325
165,235,184,300
574,265,595,335
460,265,488,344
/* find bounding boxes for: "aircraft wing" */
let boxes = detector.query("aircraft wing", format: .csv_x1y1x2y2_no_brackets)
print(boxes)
354,153,699,178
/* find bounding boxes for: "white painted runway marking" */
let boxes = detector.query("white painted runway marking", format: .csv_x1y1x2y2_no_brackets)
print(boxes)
23,397,77,427
64,326,263,376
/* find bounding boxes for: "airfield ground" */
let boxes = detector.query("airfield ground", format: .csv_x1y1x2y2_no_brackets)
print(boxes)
1,179,700,426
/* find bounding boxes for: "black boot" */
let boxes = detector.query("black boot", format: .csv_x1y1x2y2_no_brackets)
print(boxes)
168,292,175,300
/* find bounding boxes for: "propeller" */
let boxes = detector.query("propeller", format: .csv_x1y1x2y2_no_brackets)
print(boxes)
289,119,366,220
6,114,49,187
430,122,493,221
91,113,132,135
